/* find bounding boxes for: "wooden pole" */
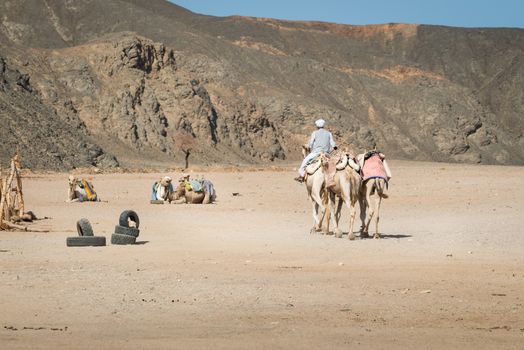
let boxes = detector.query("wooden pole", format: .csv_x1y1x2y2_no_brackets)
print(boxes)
4,159,17,221
13,153,24,214
0,178,5,230
0,172,9,229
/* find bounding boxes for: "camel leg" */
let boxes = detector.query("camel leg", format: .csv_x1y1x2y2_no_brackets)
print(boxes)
308,175,326,233
335,196,342,224
363,180,375,235
171,198,186,204
347,199,357,240
333,194,343,238
323,195,332,235
310,198,324,234
358,193,369,238
310,200,319,233
373,196,382,239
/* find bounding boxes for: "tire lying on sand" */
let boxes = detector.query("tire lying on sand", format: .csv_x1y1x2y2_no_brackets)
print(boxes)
66,236,106,247
118,210,140,229
111,233,136,245
114,225,140,238
76,218,94,237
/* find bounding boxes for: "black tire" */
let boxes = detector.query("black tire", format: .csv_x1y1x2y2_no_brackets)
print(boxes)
118,210,140,229
114,225,140,238
66,236,106,247
111,233,136,245
76,218,94,237
150,200,164,204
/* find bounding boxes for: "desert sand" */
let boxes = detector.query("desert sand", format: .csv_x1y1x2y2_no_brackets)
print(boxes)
1,160,523,349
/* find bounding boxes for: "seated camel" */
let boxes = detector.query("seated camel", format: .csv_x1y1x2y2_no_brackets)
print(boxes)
356,151,392,239
151,176,175,202
153,175,216,204
67,175,99,202
172,175,216,204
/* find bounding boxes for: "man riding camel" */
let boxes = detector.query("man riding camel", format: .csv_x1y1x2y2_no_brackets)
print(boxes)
294,118,336,183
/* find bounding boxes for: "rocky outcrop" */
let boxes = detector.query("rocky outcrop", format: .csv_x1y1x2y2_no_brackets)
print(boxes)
0,56,118,170
0,0,523,169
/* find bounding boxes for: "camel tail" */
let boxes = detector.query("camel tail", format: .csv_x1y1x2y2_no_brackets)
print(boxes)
376,178,389,199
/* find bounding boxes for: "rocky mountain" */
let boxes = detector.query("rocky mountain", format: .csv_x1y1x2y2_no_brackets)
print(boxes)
0,0,523,169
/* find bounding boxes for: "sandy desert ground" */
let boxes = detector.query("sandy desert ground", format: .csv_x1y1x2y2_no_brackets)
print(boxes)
1,160,523,349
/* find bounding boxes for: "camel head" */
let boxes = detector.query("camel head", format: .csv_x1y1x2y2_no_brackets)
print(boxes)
160,176,172,187
301,144,311,158
68,175,78,189
172,181,187,200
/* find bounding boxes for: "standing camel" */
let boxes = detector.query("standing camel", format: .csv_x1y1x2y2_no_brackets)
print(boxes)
304,155,329,234
357,152,392,239
323,154,362,239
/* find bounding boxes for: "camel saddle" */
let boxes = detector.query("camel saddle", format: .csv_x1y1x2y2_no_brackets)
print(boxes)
305,152,360,187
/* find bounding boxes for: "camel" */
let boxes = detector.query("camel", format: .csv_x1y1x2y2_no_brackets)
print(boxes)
151,176,175,202
323,152,362,239
154,175,216,204
304,155,330,234
67,176,99,202
357,152,392,239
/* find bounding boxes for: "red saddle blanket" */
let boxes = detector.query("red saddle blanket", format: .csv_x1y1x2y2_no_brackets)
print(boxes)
361,154,387,181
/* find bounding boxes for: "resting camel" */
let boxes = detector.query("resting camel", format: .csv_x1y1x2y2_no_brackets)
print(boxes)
154,175,216,204
323,152,362,239
357,152,392,239
67,176,99,202
172,177,216,204
151,176,175,202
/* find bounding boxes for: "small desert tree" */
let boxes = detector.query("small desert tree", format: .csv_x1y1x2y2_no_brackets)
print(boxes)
173,131,197,169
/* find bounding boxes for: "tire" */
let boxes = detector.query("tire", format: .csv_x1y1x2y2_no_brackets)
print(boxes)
66,236,106,247
111,233,136,245
76,218,94,237
118,210,140,229
114,225,140,238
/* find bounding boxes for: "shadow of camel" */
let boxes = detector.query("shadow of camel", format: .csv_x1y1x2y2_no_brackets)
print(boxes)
331,232,412,240
359,233,412,240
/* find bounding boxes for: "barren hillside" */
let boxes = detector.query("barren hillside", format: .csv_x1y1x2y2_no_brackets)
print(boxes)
1,0,523,169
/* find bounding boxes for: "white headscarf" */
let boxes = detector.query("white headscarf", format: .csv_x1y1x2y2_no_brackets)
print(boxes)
315,119,325,128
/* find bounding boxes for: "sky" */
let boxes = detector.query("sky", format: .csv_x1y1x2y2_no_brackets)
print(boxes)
170,0,524,29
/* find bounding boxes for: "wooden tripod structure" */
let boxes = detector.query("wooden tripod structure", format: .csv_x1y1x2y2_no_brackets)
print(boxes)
0,153,26,230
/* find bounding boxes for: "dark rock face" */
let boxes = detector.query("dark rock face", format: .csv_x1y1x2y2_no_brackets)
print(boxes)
0,0,523,169
0,56,118,170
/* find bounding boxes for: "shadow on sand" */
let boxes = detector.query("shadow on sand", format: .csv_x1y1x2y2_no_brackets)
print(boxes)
333,232,412,240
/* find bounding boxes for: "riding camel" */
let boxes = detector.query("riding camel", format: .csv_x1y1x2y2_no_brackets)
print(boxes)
322,151,362,239
153,175,216,204
304,155,330,234
302,146,362,237
67,176,99,202
357,151,392,239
